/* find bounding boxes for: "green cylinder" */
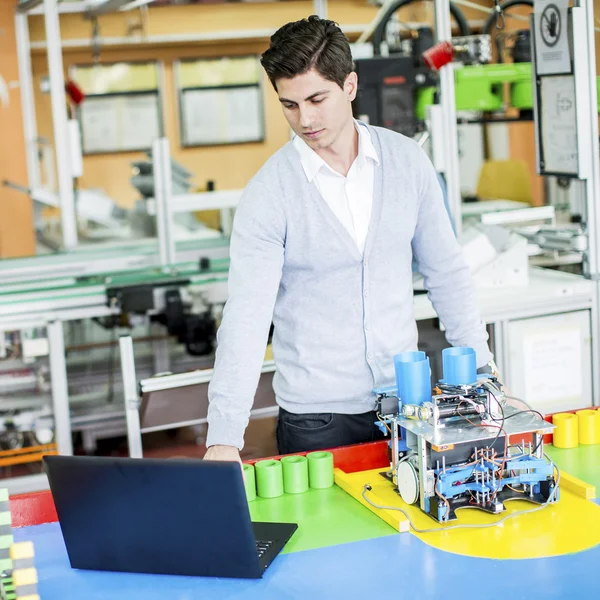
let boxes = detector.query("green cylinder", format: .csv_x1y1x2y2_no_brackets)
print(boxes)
243,463,256,501
281,455,309,494
307,451,334,489
255,459,284,498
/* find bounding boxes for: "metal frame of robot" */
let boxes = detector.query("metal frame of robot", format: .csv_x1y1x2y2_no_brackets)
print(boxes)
7,0,600,496
375,362,556,523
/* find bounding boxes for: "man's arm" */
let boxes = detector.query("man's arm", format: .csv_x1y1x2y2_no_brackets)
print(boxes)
411,148,493,368
205,179,285,458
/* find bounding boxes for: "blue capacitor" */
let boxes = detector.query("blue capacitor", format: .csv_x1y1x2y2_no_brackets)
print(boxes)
394,351,431,406
442,346,477,385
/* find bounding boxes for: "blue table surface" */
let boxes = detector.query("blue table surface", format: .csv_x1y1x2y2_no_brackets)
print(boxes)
16,518,600,600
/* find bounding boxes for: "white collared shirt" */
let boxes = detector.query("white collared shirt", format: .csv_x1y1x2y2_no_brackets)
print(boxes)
293,121,379,255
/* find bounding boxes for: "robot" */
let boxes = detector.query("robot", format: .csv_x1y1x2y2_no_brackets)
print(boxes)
375,347,558,523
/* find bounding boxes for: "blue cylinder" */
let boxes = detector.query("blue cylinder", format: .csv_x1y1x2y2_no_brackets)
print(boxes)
394,351,431,406
442,347,477,385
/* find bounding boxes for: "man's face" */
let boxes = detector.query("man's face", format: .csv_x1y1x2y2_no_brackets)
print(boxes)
276,68,357,152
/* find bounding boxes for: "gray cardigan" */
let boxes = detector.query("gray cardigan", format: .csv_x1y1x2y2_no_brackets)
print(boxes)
206,124,492,449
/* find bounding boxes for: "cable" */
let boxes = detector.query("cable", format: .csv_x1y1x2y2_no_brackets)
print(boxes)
488,399,546,436
376,413,392,434
488,395,546,458
502,406,545,422
371,0,471,56
362,454,559,533
486,397,508,499
456,400,507,460
501,400,548,458
488,402,550,484
486,393,506,452
505,395,540,414
510,433,544,456
506,484,525,494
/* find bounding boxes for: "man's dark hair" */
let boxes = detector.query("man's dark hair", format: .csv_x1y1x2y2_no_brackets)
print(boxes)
260,15,354,91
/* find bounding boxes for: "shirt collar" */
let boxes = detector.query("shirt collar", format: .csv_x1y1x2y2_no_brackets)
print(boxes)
293,120,380,182
357,121,380,167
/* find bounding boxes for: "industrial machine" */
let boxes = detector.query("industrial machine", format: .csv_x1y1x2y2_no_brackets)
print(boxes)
352,0,491,137
0,257,230,463
104,261,218,357
352,28,439,137
354,0,599,130
375,347,558,523
354,0,600,274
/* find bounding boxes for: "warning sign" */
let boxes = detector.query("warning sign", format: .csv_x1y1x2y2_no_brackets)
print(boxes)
540,4,561,47
534,0,571,75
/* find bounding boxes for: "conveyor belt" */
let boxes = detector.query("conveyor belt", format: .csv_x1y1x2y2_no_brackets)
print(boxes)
0,258,230,320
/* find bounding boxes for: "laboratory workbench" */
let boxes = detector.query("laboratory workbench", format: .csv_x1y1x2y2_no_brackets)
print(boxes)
7,441,600,600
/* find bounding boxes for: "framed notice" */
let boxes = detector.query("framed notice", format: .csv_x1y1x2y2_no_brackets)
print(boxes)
538,75,578,175
70,62,164,154
533,0,571,75
530,10,582,178
176,56,264,147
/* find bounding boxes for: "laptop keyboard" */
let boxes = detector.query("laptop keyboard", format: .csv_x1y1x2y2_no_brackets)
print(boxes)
256,540,273,559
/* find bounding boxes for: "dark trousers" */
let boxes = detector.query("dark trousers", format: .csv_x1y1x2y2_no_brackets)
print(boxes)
276,407,385,455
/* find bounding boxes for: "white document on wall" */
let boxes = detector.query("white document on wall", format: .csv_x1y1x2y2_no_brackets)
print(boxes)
119,94,160,151
182,86,263,146
80,93,161,153
80,97,120,153
522,327,582,404
540,75,578,174
534,0,571,75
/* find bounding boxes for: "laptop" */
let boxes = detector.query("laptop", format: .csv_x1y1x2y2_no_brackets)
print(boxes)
43,455,298,579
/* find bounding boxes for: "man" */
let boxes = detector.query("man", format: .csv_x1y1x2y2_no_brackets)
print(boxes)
204,15,495,464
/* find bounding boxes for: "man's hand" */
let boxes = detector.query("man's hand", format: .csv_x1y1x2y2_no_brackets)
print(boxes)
204,444,242,465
